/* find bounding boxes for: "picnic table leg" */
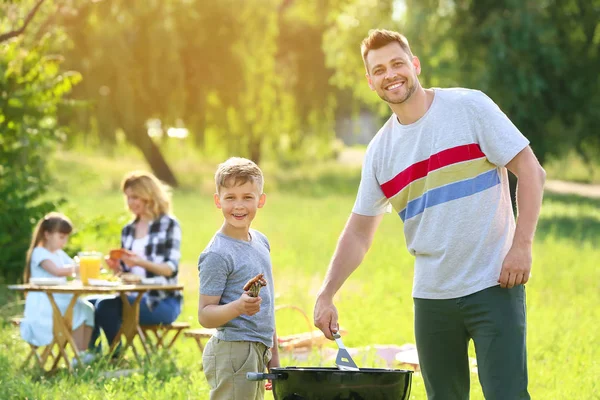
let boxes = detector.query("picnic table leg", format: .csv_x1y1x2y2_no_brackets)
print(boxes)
110,291,150,366
46,293,80,372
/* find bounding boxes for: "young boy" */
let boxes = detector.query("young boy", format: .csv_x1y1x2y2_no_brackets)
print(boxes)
198,157,279,400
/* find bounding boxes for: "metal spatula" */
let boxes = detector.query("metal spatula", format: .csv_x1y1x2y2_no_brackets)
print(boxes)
333,332,359,371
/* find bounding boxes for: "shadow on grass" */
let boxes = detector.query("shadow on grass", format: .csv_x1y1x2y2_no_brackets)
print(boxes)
537,192,600,243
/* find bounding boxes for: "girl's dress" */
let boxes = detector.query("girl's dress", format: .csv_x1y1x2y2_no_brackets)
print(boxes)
20,247,94,346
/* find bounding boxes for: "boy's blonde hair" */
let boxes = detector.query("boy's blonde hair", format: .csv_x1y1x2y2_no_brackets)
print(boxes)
24,212,73,283
121,171,172,219
215,157,264,193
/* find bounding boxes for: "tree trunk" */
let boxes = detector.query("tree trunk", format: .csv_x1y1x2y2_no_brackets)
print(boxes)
249,138,262,165
130,129,179,188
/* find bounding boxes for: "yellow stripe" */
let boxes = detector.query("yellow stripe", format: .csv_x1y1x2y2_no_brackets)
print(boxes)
389,158,496,212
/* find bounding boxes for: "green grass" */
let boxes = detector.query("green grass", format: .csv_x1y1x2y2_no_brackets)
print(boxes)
1,143,599,399
544,151,600,184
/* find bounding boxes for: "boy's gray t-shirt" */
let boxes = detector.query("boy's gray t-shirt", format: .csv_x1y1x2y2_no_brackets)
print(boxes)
353,88,530,299
198,229,275,348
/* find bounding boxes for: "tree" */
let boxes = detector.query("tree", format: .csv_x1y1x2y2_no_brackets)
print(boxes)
59,0,186,186
59,0,346,167
0,34,81,281
430,0,599,166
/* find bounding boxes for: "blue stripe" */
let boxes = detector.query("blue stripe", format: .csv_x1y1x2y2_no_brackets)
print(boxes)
399,169,500,221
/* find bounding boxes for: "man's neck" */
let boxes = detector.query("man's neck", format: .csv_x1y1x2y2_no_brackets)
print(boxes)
389,87,434,125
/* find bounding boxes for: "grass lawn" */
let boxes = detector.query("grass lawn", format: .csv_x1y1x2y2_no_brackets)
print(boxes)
0,145,598,399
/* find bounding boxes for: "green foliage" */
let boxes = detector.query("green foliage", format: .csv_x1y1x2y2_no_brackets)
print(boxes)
323,0,395,117
0,37,81,283
321,0,600,165
57,0,344,169
418,0,600,164
63,210,130,257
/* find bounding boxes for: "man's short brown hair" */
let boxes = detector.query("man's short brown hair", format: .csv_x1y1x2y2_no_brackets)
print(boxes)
361,29,413,70
215,157,264,193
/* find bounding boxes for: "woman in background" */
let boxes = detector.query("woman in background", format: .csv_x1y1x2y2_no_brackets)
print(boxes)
88,171,183,353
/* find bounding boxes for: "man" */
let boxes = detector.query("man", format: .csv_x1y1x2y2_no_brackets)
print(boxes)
313,29,545,399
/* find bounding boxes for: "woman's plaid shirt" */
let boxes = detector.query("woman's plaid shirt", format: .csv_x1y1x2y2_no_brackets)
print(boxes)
120,214,182,310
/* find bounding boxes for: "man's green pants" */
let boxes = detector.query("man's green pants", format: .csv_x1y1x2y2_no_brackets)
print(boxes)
414,285,530,400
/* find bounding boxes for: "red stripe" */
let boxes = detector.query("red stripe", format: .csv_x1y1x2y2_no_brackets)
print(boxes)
380,143,485,198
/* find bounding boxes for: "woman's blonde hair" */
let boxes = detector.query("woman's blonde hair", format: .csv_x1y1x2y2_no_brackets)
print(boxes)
24,212,73,283
121,171,172,219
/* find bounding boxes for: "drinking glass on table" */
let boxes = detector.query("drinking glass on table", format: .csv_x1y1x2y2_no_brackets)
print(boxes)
78,251,102,285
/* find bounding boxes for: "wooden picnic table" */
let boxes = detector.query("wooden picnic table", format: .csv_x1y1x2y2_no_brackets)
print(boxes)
8,282,183,372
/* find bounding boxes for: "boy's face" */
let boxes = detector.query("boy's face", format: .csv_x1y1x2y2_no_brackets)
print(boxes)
214,179,266,232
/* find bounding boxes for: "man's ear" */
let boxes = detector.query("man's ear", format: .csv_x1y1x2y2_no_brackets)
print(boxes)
366,72,375,91
258,193,266,208
214,193,222,209
412,56,421,75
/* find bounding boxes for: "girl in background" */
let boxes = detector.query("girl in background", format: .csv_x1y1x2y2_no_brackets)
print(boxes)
21,212,96,365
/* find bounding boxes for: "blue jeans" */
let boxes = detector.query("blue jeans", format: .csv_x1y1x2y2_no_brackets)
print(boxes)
87,294,181,351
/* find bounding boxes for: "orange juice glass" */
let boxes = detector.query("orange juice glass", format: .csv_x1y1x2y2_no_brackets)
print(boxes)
78,251,102,285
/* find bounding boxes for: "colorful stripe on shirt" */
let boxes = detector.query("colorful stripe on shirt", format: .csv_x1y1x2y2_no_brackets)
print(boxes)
380,144,500,221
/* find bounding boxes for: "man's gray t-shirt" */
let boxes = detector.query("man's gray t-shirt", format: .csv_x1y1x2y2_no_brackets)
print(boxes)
198,229,275,348
353,88,530,299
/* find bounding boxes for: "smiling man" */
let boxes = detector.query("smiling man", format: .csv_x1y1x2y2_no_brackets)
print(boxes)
314,29,546,399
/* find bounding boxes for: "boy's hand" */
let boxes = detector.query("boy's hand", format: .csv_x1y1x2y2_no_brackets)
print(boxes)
237,293,262,316
266,356,280,391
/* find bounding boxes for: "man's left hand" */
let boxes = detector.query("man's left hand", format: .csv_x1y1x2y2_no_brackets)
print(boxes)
498,243,532,288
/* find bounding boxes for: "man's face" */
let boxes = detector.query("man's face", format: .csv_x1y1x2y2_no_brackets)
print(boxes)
214,179,265,232
365,42,421,105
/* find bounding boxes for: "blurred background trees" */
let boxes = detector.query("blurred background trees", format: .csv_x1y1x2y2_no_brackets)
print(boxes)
5,0,597,179
0,0,80,281
1,0,599,279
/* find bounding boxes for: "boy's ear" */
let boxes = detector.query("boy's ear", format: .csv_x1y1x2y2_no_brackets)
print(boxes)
214,193,222,209
258,193,266,208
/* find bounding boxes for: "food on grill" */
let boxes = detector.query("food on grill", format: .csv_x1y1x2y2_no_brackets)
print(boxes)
121,273,142,284
243,273,267,297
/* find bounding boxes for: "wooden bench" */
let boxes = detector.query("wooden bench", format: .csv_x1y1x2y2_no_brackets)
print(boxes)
140,322,191,351
9,317,58,370
184,328,216,353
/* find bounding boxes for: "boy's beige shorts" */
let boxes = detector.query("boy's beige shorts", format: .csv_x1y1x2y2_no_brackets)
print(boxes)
203,336,272,400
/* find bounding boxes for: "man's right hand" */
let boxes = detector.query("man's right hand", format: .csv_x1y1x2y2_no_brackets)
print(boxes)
237,293,262,316
314,295,339,340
